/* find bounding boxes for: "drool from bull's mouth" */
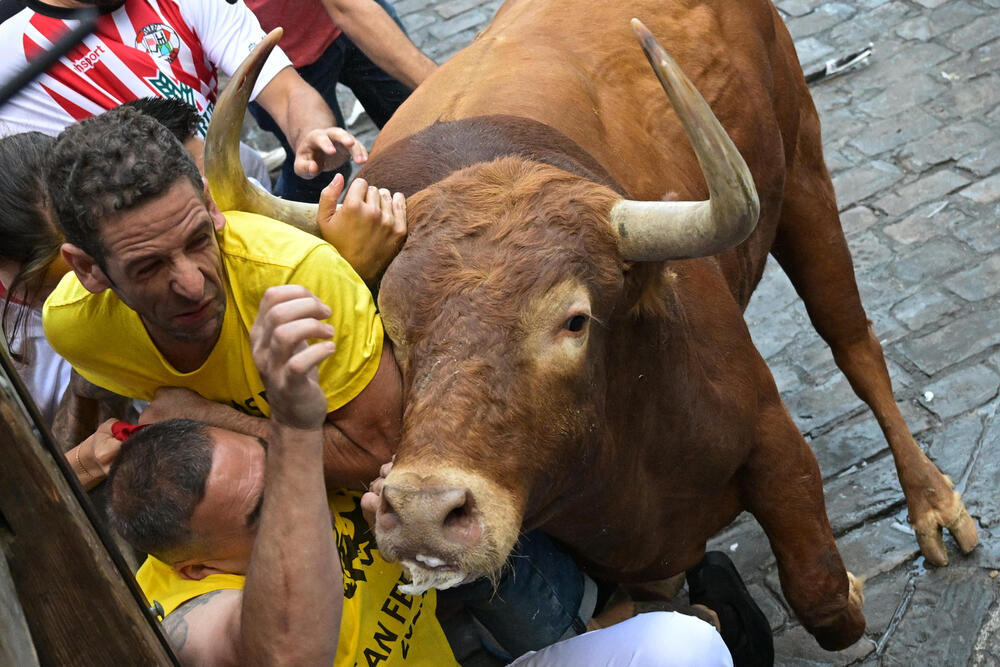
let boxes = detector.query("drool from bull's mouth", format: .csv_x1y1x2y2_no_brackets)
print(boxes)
398,560,473,596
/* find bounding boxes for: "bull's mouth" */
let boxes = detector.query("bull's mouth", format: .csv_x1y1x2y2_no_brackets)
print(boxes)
398,557,477,596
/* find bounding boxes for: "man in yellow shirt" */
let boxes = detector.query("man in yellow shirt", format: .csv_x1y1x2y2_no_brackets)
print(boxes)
43,105,398,489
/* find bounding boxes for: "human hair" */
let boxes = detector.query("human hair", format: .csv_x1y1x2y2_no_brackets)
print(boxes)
107,418,214,563
0,132,61,362
47,105,203,268
122,97,202,144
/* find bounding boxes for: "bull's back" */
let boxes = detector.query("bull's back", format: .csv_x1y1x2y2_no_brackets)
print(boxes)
376,0,800,187
376,0,810,301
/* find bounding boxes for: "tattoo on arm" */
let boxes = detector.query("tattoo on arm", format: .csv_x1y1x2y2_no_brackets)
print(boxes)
161,590,227,654
163,611,188,652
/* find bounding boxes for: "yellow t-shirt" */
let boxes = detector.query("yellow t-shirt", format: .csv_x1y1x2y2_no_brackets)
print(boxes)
42,211,382,414
138,490,457,666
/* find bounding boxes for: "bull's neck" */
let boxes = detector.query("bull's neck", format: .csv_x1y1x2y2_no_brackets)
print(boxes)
357,115,627,196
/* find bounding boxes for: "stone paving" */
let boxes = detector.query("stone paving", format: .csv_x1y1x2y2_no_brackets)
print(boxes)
266,0,1000,663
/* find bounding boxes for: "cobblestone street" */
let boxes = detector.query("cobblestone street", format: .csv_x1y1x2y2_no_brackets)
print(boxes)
328,0,1000,663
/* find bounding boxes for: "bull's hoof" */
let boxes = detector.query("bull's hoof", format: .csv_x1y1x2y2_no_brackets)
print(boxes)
911,485,978,567
809,572,865,651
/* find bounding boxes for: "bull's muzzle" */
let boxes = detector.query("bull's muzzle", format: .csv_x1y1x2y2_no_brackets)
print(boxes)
378,479,483,554
374,467,523,595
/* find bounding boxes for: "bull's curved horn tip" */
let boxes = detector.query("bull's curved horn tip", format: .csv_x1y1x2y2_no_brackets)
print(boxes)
630,18,651,40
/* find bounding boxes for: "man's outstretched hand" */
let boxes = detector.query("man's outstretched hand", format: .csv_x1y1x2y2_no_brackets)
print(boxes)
294,126,368,178
251,285,337,430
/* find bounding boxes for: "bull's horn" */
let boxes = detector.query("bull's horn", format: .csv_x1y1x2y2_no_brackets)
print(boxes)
205,27,320,235
611,19,759,261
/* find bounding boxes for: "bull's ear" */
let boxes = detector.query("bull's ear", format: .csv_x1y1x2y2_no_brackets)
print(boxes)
61,243,111,294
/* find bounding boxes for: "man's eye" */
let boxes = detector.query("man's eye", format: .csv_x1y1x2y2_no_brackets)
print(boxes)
134,262,158,277
189,234,210,250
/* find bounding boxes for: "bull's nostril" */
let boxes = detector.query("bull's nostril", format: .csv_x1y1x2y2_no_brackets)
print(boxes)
443,489,475,528
441,490,481,546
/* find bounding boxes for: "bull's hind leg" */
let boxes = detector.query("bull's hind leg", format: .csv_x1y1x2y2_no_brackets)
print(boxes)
746,400,865,650
769,112,977,565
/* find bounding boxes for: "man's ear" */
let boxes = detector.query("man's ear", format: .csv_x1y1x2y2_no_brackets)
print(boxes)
61,243,111,294
203,178,226,232
175,561,227,581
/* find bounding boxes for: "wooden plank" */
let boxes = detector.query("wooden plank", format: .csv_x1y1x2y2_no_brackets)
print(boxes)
0,351,177,665
0,549,40,667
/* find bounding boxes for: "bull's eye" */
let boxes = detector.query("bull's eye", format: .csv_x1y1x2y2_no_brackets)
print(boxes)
564,314,588,332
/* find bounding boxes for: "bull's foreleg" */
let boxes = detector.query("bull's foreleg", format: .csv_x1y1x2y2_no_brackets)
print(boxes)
770,113,978,565
744,401,865,651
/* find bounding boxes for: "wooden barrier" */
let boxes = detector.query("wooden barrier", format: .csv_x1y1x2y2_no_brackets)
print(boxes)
0,341,177,665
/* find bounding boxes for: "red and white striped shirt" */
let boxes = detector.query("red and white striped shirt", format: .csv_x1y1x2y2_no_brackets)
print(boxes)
0,0,292,137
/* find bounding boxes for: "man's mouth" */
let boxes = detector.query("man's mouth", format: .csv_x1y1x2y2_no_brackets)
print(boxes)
174,299,214,325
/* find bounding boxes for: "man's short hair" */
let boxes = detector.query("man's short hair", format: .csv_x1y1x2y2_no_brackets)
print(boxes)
122,97,202,144
47,105,203,268
107,418,214,563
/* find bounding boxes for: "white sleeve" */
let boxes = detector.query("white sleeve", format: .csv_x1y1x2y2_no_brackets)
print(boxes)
175,0,292,100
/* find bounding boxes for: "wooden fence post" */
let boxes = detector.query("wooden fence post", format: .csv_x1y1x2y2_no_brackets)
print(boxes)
0,343,177,665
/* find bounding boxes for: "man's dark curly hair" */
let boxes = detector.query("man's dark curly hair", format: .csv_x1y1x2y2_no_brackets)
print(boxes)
107,418,214,563
122,97,202,144
47,105,203,268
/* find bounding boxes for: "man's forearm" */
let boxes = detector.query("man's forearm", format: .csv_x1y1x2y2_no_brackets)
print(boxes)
285,88,336,156
241,422,342,665
322,0,436,89
153,397,387,487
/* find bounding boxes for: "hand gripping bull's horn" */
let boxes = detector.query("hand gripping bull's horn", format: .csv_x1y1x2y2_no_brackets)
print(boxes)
205,28,320,235
611,19,760,261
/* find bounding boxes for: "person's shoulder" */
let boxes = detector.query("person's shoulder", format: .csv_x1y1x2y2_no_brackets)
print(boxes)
42,274,126,344
44,273,106,312
137,556,245,618
220,211,333,270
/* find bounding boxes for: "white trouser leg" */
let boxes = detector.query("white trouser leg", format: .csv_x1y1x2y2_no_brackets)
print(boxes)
508,611,734,667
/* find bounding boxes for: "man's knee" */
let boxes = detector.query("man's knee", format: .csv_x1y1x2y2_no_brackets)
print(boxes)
625,612,733,666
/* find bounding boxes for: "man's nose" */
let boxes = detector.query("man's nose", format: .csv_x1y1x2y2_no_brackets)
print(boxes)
171,257,205,301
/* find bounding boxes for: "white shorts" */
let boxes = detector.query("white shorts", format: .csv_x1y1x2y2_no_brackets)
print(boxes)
508,611,734,667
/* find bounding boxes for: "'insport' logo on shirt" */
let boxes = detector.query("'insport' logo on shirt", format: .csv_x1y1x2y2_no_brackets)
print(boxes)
72,44,107,73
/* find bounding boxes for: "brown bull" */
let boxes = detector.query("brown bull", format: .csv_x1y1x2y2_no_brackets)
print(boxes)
209,0,977,650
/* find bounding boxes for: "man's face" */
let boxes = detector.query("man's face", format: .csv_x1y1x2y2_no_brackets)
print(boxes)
185,429,266,574
99,178,227,348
